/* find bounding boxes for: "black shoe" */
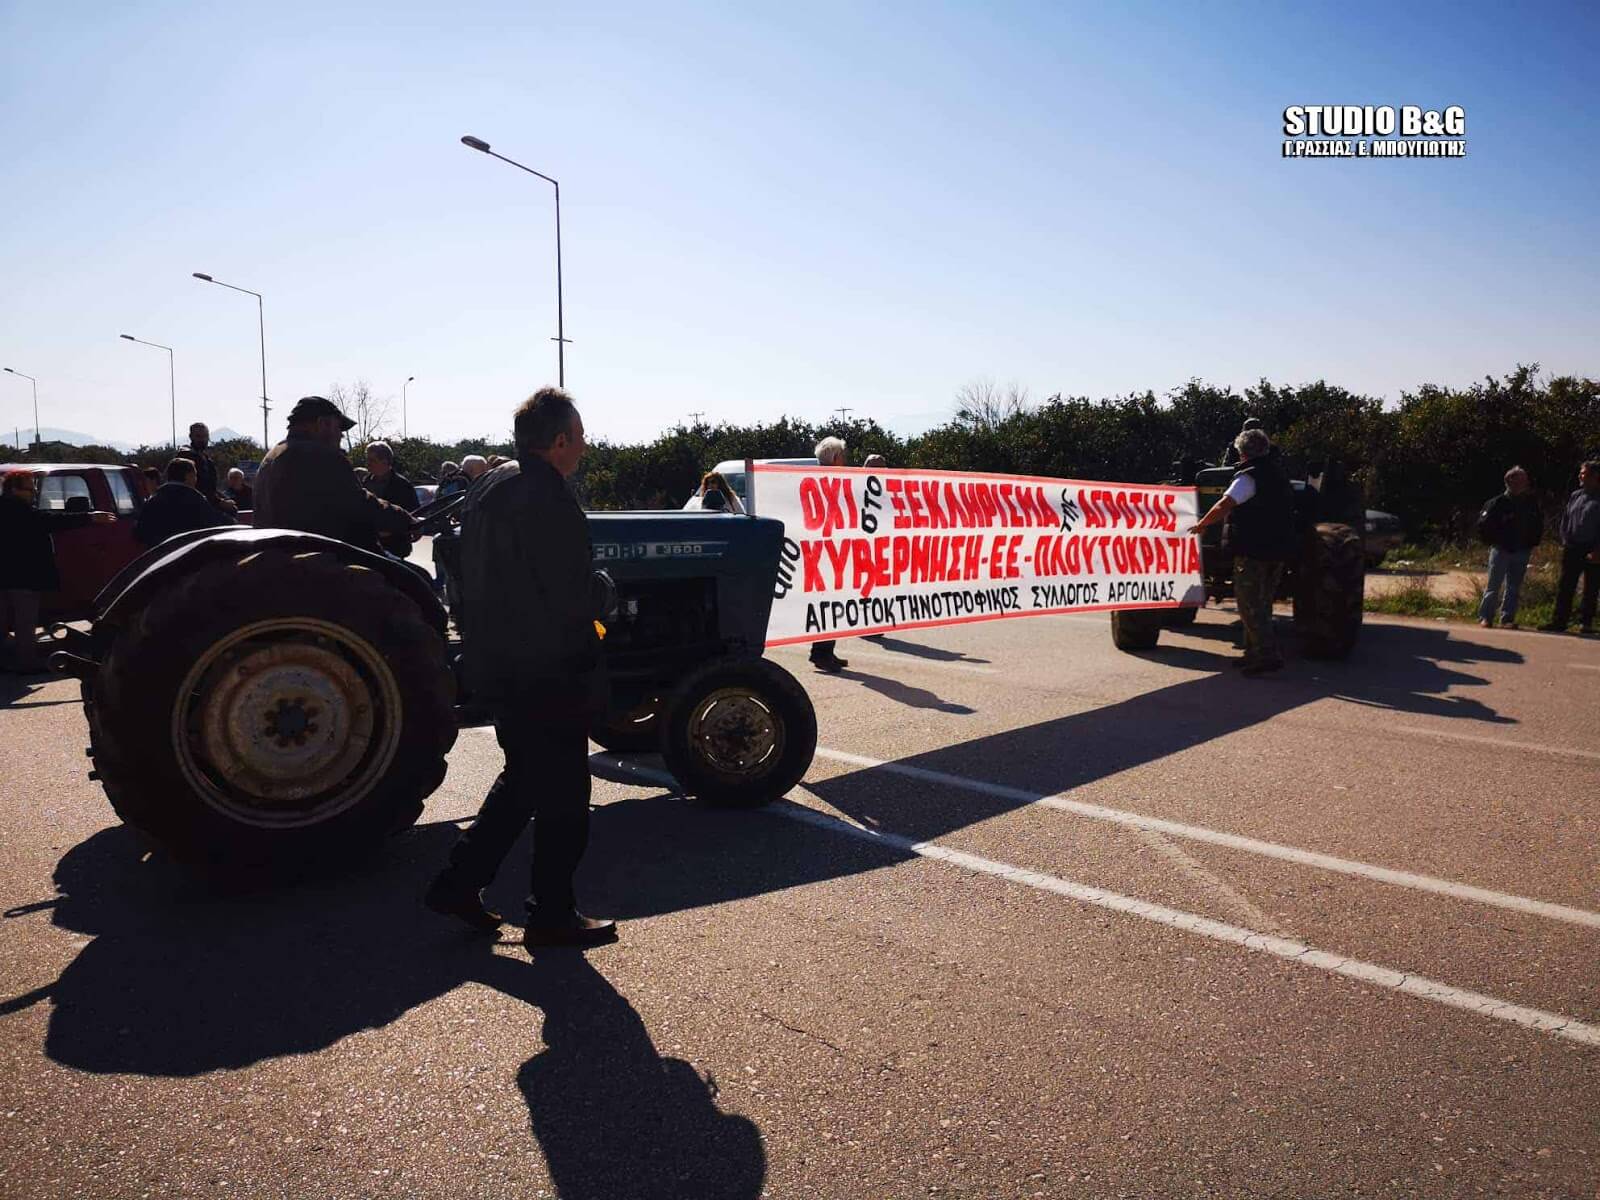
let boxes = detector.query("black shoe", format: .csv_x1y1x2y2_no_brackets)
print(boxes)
810,653,848,673
424,875,504,932
1537,622,1567,632
523,910,618,948
1242,658,1284,677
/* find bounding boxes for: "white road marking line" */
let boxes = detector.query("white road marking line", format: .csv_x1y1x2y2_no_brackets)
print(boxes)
589,753,1600,1049
1392,726,1600,763
1572,663,1600,672
811,747,1600,930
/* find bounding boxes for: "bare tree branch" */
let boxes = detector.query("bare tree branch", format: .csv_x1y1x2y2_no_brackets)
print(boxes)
955,378,1030,433
330,380,393,450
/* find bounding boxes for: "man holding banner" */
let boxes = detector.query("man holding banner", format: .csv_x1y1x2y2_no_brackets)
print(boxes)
1191,427,1296,676
807,436,851,673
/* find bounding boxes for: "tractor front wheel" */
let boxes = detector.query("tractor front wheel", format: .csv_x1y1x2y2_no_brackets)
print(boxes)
659,657,816,807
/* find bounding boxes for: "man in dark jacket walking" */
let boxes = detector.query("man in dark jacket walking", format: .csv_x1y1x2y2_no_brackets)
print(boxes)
426,387,616,948
1477,466,1543,628
134,458,233,548
1541,461,1600,635
362,441,417,558
253,397,417,556
0,471,115,672
1190,427,1296,675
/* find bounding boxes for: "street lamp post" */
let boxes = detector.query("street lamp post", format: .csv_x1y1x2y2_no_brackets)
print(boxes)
193,272,270,448
459,135,569,386
120,334,177,449
2,368,39,445
402,375,414,439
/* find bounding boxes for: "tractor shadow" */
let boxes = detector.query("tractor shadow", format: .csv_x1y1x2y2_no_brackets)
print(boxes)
802,619,1522,844
6,822,765,1200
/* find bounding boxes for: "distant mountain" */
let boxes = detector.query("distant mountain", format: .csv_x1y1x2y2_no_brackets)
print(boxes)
3,427,138,453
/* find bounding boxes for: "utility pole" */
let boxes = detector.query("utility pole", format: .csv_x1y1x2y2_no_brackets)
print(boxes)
688,411,705,425
833,406,853,424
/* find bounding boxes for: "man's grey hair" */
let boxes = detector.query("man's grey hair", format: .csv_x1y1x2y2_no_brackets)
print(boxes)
461,454,489,478
226,468,245,484
1233,428,1271,460
366,441,394,464
814,436,847,466
1504,465,1528,484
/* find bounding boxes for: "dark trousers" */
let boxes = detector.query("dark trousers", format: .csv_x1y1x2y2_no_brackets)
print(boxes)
1551,545,1600,628
809,639,837,662
0,589,44,670
447,705,591,917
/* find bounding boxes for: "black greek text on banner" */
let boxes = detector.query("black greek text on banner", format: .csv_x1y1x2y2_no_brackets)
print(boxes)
755,464,1204,647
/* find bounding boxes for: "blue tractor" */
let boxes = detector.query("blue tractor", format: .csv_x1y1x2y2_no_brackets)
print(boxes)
52,498,816,869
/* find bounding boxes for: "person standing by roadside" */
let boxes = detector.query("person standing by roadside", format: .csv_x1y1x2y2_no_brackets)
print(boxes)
809,436,850,673
134,458,234,547
1476,467,1542,629
436,461,466,499
427,387,616,948
179,422,231,511
1540,461,1600,635
1189,427,1296,676
224,467,254,511
0,472,115,673
362,441,417,558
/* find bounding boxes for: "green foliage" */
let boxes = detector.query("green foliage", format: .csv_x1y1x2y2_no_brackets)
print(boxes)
10,367,1595,534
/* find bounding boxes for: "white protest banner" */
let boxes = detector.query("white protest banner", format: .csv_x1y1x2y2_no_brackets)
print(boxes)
754,464,1203,647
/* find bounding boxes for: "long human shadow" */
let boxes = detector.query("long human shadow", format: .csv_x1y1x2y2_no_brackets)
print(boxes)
838,667,976,714
858,634,991,665
3,823,767,1200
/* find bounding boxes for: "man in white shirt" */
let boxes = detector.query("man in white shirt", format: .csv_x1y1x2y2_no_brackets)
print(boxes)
1190,428,1297,675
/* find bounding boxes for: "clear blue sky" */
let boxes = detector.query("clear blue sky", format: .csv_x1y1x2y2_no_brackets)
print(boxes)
2,0,1595,449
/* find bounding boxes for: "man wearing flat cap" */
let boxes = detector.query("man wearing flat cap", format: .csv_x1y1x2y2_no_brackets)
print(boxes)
253,396,418,554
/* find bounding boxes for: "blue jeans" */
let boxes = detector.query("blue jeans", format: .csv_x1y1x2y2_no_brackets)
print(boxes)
1479,546,1531,623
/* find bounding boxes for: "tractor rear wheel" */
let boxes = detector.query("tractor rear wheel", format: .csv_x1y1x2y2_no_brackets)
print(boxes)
1110,608,1164,651
660,657,816,807
85,549,456,868
1294,523,1365,659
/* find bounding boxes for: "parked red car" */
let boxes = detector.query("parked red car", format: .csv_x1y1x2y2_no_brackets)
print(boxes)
0,463,146,620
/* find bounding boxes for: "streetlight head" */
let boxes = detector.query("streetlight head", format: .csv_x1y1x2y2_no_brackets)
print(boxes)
461,135,491,152
192,272,213,281
407,375,415,382
120,333,136,341
3,367,14,375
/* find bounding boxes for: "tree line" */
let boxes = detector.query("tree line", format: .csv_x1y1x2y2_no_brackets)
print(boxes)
4,366,1594,541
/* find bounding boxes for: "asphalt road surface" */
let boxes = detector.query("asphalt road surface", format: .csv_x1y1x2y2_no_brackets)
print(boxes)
2,608,1597,1198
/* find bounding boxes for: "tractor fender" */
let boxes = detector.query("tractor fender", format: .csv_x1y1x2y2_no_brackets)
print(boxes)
91,528,447,640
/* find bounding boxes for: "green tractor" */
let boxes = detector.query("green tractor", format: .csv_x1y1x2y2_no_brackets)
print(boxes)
1110,457,1365,658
